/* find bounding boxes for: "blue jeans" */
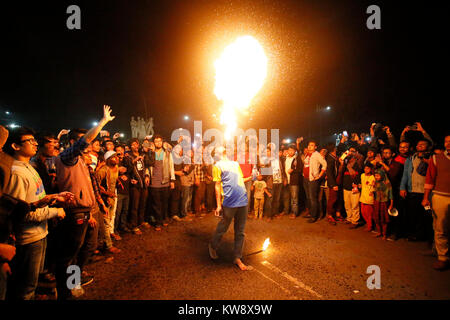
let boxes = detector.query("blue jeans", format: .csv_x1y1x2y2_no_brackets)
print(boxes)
211,206,248,260
10,238,47,300
115,193,129,231
304,179,321,219
181,186,193,217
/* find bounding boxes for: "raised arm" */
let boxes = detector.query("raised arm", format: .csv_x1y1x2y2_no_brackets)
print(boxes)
84,105,115,144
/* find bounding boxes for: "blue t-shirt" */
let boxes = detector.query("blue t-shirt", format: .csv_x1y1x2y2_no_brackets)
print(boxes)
213,159,248,208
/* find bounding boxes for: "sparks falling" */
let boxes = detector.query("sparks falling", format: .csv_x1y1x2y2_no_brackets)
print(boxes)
214,36,268,140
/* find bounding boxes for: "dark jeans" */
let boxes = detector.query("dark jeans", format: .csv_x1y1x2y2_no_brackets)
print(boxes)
263,187,273,217
115,193,129,231
129,187,148,229
406,192,433,241
169,183,181,217
303,179,321,219
181,186,193,217
283,185,299,215
55,211,89,300
326,188,342,218
77,206,100,271
151,187,170,225
9,238,47,300
318,187,328,219
211,206,248,260
205,182,216,211
194,182,206,213
270,183,283,217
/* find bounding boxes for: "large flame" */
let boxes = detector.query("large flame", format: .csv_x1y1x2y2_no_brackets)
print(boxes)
262,237,271,251
214,36,268,140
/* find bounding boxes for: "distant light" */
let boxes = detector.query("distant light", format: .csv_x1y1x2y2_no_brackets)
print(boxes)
5,111,10,115
195,133,201,137
326,106,331,111
184,115,189,121
120,133,125,138
9,123,18,128
179,128,183,131
285,138,291,144
92,121,98,126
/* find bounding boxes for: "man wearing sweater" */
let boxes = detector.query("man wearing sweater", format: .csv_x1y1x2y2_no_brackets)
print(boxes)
3,127,66,299
53,105,115,299
422,135,450,271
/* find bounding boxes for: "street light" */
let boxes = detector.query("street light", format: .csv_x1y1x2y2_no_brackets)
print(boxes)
92,121,98,126
326,106,331,111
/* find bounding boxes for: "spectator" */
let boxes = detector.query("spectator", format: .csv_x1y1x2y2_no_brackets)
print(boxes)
422,135,450,271
302,141,327,223
176,149,195,221
53,105,115,300
359,163,375,232
325,143,342,225
149,134,175,229
126,138,151,234
114,145,132,233
284,144,302,219
96,151,121,242
400,139,434,242
372,169,394,240
252,173,271,219
3,127,66,299
340,146,364,228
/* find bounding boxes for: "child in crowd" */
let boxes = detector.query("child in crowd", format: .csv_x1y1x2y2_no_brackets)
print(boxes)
359,163,375,232
252,173,272,219
373,169,394,240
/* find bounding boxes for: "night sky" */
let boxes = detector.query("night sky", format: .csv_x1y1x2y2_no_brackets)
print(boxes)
0,0,448,146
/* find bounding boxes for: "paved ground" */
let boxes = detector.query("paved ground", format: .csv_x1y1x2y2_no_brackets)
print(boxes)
81,213,450,300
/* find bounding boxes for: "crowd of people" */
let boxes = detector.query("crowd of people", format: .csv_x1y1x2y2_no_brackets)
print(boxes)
0,105,449,300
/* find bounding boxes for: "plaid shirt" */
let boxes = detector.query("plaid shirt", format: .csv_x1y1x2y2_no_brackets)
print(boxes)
194,164,206,182
87,165,105,207
59,137,89,166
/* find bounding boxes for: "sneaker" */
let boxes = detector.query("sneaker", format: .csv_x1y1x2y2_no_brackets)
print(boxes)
154,226,162,231
81,272,94,287
172,215,182,221
349,224,359,230
289,214,297,219
307,218,318,223
132,228,142,235
302,214,312,219
208,243,218,260
107,246,121,254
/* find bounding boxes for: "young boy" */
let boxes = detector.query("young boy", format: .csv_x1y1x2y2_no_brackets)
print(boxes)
359,163,375,232
373,169,394,240
252,173,272,219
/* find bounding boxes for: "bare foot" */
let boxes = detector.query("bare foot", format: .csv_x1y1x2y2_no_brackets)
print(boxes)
234,258,254,271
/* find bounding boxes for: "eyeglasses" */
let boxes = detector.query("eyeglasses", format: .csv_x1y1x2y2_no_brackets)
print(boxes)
20,138,38,145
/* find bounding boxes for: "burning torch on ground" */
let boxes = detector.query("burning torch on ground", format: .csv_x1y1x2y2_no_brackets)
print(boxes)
246,238,271,257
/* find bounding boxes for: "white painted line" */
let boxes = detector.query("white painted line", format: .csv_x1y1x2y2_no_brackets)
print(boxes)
261,260,323,299
253,268,298,300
